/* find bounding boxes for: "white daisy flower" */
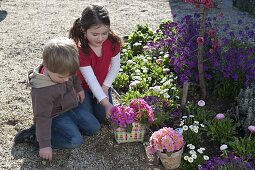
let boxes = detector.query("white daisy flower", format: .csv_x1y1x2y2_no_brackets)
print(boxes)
194,121,199,124
191,154,197,159
203,155,209,160
184,156,189,160
163,53,169,58
189,150,196,155
189,145,195,150
220,144,228,151
188,157,194,163
153,86,161,92
133,42,141,46
197,148,203,154
183,125,188,131
127,60,133,64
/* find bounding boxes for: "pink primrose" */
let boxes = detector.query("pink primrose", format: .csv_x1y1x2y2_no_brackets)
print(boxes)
148,127,184,154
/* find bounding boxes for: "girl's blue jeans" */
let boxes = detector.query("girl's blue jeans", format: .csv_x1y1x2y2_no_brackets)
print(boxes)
50,88,112,149
77,88,113,123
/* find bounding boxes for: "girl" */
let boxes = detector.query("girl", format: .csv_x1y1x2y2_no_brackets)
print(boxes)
69,4,122,124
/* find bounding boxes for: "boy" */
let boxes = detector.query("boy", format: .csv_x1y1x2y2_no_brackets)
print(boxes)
14,37,100,161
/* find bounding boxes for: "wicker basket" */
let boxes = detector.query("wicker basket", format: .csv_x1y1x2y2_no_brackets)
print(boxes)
114,122,146,144
158,147,184,170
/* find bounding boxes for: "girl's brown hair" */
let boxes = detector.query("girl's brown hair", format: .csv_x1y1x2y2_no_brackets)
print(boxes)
69,4,122,54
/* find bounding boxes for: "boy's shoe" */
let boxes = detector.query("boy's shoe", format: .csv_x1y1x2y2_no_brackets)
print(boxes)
14,125,38,147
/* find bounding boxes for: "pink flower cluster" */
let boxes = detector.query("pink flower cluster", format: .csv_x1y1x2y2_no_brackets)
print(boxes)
111,106,136,128
129,98,154,123
148,127,184,154
111,98,154,128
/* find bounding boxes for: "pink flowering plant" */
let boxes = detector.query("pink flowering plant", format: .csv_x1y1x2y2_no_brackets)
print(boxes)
129,98,154,125
227,125,255,159
111,105,136,128
148,127,184,156
111,98,154,132
206,113,238,143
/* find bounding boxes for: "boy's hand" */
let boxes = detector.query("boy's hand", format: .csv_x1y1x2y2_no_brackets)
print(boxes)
77,90,85,103
39,147,52,161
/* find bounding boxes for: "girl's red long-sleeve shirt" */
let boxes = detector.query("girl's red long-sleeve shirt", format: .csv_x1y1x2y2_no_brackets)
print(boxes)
77,39,120,91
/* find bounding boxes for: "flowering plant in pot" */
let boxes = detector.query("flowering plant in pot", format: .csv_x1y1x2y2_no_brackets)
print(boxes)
111,98,154,144
147,127,185,169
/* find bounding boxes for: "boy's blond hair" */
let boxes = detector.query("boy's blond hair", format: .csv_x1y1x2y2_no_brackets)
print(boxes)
43,37,79,75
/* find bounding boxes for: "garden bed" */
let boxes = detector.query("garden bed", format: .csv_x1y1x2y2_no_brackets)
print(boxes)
1,0,255,169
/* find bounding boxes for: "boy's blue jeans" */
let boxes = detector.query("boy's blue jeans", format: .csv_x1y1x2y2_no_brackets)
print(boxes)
50,88,112,149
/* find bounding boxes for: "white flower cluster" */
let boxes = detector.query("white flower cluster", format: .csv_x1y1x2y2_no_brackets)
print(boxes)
179,116,205,133
184,144,209,164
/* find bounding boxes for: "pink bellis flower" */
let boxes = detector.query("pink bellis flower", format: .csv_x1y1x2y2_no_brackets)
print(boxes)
197,100,205,107
248,125,255,133
215,113,225,120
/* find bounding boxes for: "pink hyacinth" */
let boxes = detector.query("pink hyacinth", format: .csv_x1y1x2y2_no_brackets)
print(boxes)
248,125,255,133
215,113,225,120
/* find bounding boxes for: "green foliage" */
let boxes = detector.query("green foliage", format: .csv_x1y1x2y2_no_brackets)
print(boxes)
113,73,130,93
187,103,215,124
120,90,143,105
227,136,255,159
152,111,171,128
127,24,155,56
206,117,238,144
229,84,255,134
210,77,244,101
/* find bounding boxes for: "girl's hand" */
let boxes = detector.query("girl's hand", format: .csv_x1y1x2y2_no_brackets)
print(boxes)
77,90,85,103
100,98,113,119
39,147,52,161
102,85,109,99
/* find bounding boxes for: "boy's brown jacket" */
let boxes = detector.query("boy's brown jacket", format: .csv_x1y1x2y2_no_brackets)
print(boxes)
27,64,83,149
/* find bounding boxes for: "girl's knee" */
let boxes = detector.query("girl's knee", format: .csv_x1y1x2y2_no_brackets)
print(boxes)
86,122,100,135
69,136,83,148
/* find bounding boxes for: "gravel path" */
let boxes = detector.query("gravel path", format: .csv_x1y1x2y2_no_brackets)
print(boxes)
0,0,254,169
